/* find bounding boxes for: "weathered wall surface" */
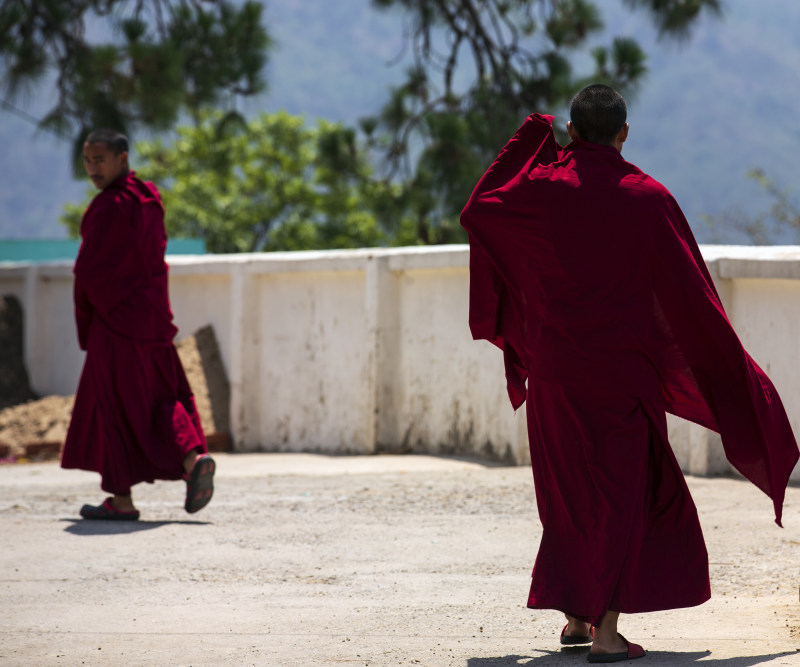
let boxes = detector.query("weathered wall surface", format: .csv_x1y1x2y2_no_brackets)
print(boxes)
2,245,800,478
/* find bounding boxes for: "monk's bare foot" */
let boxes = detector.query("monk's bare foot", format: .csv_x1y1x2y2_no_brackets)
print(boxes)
112,494,136,513
590,633,629,655
589,610,629,655
183,449,201,475
564,614,592,639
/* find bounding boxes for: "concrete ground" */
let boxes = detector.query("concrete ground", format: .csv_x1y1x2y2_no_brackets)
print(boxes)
1,453,799,667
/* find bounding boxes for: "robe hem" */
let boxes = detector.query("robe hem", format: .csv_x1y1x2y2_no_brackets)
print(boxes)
526,592,711,627
60,461,191,495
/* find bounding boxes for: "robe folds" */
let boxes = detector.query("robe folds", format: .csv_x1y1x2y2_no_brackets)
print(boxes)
461,114,799,625
61,172,206,496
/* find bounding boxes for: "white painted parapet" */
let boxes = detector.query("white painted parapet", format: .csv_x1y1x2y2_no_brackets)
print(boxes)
2,245,800,479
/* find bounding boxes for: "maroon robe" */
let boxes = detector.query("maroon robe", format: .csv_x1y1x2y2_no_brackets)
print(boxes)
62,171,206,496
461,114,799,625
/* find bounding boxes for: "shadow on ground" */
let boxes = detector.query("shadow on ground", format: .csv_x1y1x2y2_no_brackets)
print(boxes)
61,518,211,535
467,649,798,665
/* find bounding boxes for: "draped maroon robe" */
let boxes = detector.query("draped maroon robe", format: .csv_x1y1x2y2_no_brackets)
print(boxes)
62,172,206,496
461,114,799,625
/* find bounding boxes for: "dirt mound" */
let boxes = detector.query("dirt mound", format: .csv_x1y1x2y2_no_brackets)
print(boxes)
0,324,231,461
0,395,74,459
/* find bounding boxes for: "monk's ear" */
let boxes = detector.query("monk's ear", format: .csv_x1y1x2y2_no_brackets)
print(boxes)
611,123,629,153
566,121,580,142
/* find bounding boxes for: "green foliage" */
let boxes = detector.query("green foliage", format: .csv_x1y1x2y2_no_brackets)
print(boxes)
0,0,270,175
60,202,84,240
54,0,725,252
62,112,410,253
367,0,722,245
622,0,724,40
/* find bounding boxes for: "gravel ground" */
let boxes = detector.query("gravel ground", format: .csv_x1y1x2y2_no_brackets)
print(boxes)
1,453,799,666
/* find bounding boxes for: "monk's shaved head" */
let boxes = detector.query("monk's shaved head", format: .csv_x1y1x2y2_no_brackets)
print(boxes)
86,128,129,155
569,85,627,146
83,128,130,190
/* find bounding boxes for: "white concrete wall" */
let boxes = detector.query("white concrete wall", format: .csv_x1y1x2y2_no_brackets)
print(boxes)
2,245,800,478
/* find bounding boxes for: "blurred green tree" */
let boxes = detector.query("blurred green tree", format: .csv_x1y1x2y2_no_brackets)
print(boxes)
53,0,725,251
0,0,269,174
702,168,800,245
62,111,404,253
364,0,723,244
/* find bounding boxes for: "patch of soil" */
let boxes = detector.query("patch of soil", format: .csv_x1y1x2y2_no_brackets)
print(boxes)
0,395,74,459
0,324,231,460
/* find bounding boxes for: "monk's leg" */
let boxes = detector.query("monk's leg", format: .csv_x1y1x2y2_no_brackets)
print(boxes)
563,614,591,638
182,448,203,475
590,610,628,655
563,611,628,654
111,492,136,513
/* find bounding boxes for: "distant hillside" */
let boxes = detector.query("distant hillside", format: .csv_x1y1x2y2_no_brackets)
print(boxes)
603,1,800,243
1,0,799,243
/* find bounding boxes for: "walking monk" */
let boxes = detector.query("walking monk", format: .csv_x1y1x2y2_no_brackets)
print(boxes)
461,85,799,662
62,128,215,521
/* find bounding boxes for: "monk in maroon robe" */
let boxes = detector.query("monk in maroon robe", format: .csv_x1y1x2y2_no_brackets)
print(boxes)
62,128,216,521
461,85,799,662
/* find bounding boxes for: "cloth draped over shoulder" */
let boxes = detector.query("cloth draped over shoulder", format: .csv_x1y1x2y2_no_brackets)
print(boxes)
460,113,798,623
462,112,798,524
62,172,206,494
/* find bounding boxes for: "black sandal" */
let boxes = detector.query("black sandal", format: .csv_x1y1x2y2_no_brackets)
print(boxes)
184,454,215,514
561,623,595,645
587,634,646,663
79,498,140,521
